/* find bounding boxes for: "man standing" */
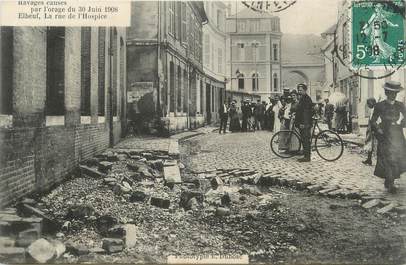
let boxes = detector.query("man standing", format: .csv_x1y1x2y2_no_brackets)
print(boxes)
218,100,229,134
241,100,251,132
324,98,334,130
254,99,265,130
295,84,313,162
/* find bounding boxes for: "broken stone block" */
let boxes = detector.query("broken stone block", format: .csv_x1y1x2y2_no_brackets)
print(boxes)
20,198,36,207
179,190,204,210
96,215,118,236
187,198,199,211
27,238,56,263
66,204,95,220
105,151,119,162
205,190,231,207
122,181,132,191
85,157,100,167
362,199,382,209
0,247,26,263
108,224,137,248
15,204,57,234
50,240,66,259
163,160,177,167
89,247,106,254
377,202,398,214
113,184,132,195
130,190,148,203
215,207,230,217
103,177,117,184
147,160,164,170
306,184,323,192
16,228,40,247
238,185,263,196
66,242,89,256
102,238,124,254
164,165,182,184
0,236,15,247
0,221,12,236
210,176,224,190
98,161,114,172
198,179,212,193
117,154,128,161
141,153,153,160
80,165,106,178
150,197,170,209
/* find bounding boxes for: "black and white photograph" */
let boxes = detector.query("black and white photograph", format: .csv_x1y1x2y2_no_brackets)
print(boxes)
0,0,406,264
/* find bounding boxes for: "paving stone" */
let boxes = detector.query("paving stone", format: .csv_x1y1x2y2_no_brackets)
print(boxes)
377,202,398,214
150,197,170,209
0,236,15,247
362,199,382,209
0,247,26,263
210,176,224,190
80,165,106,178
163,165,182,184
102,238,124,254
27,238,56,263
168,141,180,157
98,161,114,172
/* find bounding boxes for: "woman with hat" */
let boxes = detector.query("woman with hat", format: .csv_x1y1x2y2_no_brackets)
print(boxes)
229,100,241,132
370,81,406,193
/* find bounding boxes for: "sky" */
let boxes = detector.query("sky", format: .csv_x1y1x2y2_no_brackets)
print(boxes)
228,0,341,35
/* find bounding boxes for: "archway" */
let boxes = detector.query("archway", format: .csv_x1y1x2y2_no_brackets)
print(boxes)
283,70,309,89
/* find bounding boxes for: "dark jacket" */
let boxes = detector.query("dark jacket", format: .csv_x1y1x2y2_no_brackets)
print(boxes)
295,93,313,127
219,104,229,116
324,103,334,119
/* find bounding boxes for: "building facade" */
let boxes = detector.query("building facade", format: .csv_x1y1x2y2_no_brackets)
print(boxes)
127,1,207,134
225,8,282,101
281,34,326,102
0,26,127,206
202,1,227,124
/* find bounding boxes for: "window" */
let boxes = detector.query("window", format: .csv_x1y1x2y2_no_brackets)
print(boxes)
168,2,175,36
252,20,260,32
252,73,259,91
203,34,210,67
98,28,106,116
273,43,278,61
177,66,182,113
237,43,245,61
0,27,13,115
273,73,278,91
46,27,65,116
181,2,187,43
238,73,244,90
216,10,222,30
81,27,91,116
218,48,223,74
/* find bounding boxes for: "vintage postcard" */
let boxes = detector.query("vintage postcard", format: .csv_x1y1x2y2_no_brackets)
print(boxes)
0,0,405,264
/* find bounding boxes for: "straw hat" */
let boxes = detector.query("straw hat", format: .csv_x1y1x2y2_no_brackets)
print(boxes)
383,81,403,92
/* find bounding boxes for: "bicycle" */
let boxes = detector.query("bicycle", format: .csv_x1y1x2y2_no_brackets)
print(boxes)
270,117,344,162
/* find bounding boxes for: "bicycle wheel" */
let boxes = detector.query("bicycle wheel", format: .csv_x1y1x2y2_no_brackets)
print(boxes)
270,130,302,158
315,130,344,161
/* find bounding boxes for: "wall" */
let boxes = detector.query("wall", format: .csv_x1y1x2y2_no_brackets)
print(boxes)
0,26,126,207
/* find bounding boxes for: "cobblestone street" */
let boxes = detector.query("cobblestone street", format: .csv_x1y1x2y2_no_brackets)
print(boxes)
182,130,406,206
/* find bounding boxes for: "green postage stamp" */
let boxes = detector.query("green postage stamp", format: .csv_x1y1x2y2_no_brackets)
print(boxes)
351,0,405,69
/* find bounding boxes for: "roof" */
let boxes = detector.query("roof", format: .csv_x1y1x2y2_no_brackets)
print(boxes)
281,34,325,65
227,7,275,19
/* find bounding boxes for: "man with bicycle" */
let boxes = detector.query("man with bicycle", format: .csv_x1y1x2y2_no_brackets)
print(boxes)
295,83,313,162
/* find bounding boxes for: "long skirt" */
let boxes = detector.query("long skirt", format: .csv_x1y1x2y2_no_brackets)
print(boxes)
335,111,347,132
289,121,301,152
230,116,241,132
374,125,406,181
278,119,290,150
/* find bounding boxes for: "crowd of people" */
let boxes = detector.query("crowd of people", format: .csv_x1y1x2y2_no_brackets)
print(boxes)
219,81,406,193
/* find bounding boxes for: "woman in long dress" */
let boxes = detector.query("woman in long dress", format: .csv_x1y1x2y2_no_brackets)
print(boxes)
278,96,291,150
273,96,282,134
289,90,301,152
370,81,406,193
229,101,241,132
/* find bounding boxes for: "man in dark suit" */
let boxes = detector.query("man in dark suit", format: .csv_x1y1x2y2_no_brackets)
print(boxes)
295,83,313,162
254,99,265,130
324,98,334,130
218,100,229,134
